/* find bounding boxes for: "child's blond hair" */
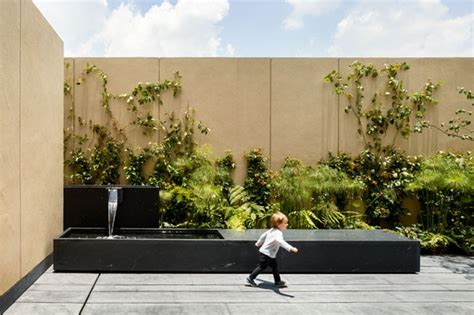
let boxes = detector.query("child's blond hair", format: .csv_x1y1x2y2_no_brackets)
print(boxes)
270,211,288,228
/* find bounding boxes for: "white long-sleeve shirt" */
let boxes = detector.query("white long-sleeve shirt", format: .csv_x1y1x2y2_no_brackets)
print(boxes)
256,228,294,258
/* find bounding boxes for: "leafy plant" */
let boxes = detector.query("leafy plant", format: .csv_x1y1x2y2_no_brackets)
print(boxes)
433,87,473,141
272,158,364,229
215,151,236,200
321,150,421,227
402,151,473,254
324,61,441,155
244,149,271,209
225,185,269,230
395,225,460,254
406,152,473,230
147,109,210,189
124,148,152,185
67,125,124,184
64,64,183,184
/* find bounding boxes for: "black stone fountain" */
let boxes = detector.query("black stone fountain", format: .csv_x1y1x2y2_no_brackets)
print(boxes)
54,185,420,273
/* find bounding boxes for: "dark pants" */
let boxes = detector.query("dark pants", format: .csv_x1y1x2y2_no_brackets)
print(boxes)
249,253,281,283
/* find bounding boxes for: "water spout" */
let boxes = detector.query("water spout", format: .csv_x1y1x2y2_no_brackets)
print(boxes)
107,188,120,238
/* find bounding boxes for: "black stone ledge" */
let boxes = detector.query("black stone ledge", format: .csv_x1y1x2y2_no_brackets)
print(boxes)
0,254,52,314
54,228,419,273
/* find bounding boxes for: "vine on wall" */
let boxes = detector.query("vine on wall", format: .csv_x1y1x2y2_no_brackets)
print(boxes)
63,62,206,185
324,61,443,155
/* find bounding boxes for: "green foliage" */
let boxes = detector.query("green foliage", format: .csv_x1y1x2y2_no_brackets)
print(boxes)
147,110,210,189
397,151,474,254
354,149,421,227
117,72,183,134
395,225,460,254
321,150,422,227
244,149,271,209
124,148,151,185
325,61,441,154
436,87,473,141
215,151,236,200
64,64,183,185
120,73,182,108
67,125,124,185
272,158,364,229
225,185,269,230
157,148,267,230
67,148,93,184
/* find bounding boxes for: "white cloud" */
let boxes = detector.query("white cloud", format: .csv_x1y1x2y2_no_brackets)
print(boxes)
283,0,342,30
34,0,231,57
328,0,474,57
226,43,235,56
33,0,109,56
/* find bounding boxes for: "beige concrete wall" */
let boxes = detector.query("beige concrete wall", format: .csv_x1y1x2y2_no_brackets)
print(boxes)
0,0,22,296
0,0,63,295
271,58,339,170
66,57,473,184
161,58,271,183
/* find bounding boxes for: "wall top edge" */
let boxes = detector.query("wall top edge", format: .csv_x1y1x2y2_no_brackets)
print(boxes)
66,57,474,60
29,0,63,45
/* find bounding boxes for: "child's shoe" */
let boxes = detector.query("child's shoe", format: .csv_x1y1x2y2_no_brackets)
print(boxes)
246,277,258,287
275,281,287,288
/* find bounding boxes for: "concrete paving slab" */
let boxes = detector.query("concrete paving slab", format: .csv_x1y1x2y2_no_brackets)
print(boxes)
381,273,472,284
275,274,392,285
93,283,452,292
88,291,288,303
16,290,89,303
420,256,444,267
428,255,474,274
28,284,93,291
93,284,243,292
419,266,453,273
82,303,230,315
190,274,250,284
5,255,473,314
226,302,474,315
441,284,474,291
35,272,98,285
4,303,83,315
242,284,451,292
280,291,399,303
390,290,474,302
96,273,193,285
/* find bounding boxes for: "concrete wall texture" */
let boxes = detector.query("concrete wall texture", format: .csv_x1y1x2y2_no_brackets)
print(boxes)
65,57,473,183
0,0,63,295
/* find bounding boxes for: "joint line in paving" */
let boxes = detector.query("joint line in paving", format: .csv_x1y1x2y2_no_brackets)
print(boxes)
79,274,100,314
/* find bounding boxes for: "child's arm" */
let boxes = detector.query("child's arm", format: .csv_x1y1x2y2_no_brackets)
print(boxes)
255,231,268,247
276,233,298,253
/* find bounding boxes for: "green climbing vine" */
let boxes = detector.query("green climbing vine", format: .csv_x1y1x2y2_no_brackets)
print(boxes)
64,63,184,184
324,61,442,155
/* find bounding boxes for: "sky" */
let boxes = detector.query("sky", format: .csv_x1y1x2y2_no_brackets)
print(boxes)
33,0,474,57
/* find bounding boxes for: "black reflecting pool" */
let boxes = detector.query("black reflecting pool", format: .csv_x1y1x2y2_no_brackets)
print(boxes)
63,228,223,239
54,228,420,273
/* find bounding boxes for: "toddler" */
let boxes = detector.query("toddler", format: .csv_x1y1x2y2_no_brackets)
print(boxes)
246,211,298,288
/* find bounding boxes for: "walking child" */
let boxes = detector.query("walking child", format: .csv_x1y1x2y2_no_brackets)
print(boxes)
246,211,298,288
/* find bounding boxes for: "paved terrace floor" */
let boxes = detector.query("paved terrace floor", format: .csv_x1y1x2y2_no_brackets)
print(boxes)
4,255,473,315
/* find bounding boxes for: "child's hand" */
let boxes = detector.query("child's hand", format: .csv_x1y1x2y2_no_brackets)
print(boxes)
291,247,298,253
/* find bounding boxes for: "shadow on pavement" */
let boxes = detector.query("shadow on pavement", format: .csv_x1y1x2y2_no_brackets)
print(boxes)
250,278,295,298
